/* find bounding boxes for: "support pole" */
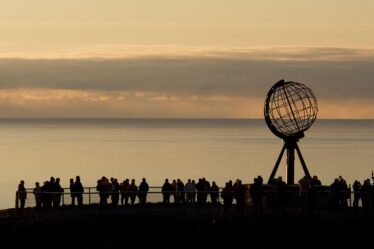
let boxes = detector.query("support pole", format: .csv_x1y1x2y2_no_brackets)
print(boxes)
286,141,295,185
295,143,311,180
268,138,311,185
268,143,286,184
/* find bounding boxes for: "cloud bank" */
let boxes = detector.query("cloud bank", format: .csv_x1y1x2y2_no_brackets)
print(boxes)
0,47,373,118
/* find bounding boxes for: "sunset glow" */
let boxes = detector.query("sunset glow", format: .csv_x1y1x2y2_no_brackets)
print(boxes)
0,1,373,118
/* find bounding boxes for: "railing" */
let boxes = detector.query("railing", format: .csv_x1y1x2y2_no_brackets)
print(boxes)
16,187,224,209
15,185,361,211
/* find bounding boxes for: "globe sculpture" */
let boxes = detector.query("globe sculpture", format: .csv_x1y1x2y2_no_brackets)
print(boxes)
264,80,318,184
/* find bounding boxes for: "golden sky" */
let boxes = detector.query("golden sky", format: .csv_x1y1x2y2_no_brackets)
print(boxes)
1,1,374,47
0,1,373,118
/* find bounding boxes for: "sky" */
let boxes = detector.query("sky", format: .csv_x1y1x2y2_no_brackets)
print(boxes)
0,0,373,118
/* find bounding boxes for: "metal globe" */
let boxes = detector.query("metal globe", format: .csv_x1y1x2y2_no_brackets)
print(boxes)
264,80,318,139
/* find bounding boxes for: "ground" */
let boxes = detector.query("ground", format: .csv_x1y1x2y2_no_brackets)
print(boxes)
0,204,373,248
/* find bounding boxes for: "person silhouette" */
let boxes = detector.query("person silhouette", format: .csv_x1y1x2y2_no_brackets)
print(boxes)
128,179,138,205
17,180,27,209
352,180,361,211
69,178,76,206
250,177,263,214
75,176,84,206
162,178,172,204
221,181,234,215
210,181,219,205
139,178,149,205
33,182,42,208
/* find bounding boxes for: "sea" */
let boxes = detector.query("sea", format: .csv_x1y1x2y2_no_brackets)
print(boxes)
0,118,373,210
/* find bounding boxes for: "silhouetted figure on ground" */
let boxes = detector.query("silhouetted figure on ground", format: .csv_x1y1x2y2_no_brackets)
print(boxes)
184,179,195,205
195,178,204,205
330,179,340,211
352,180,361,211
33,182,42,209
171,179,177,203
69,178,76,206
360,179,372,217
110,178,120,207
298,175,311,211
53,178,64,207
120,179,130,205
210,181,219,205
17,180,27,209
338,176,349,208
128,179,138,205
97,176,110,207
268,178,278,210
309,175,321,211
40,181,49,208
139,178,149,205
202,178,211,204
75,176,84,206
176,179,185,204
235,180,245,214
46,177,55,207
250,177,263,214
276,177,287,212
192,180,196,202
311,175,321,186
221,181,234,215
162,179,172,204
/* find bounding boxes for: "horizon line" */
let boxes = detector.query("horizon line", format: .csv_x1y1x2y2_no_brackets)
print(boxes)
1,45,374,60
0,117,372,121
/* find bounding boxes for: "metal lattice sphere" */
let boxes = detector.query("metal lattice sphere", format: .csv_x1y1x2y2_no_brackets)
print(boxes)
264,80,318,139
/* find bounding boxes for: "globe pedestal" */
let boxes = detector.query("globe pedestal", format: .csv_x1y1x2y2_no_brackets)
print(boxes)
268,137,311,184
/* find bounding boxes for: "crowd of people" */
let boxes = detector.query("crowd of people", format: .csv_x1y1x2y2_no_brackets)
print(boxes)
16,174,374,215
17,176,84,209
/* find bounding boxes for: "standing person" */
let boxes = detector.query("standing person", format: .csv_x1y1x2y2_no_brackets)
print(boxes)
309,175,322,210
128,179,138,205
250,177,264,214
352,180,361,211
17,180,27,209
139,178,149,205
298,175,311,211
120,179,130,206
361,179,372,217
277,176,287,212
210,181,220,205
162,179,172,204
176,179,185,204
171,179,177,203
53,178,64,207
184,179,195,205
69,178,76,206
221,182,234,215
235,180,246,214
110,178,120,207
33,182,42,209
74,176,84,206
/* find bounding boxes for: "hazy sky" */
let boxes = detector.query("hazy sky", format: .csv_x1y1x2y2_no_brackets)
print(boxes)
0,1,373,118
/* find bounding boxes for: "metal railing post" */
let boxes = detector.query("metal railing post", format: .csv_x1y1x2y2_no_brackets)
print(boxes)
89,187,91,205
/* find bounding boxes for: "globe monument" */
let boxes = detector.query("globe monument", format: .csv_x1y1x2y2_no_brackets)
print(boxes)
264,80,318,184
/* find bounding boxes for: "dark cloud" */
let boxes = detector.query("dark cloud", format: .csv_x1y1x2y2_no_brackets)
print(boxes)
0,53,373,100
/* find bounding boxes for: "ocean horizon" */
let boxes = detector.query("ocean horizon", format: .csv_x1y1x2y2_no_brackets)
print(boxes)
1,118,373,209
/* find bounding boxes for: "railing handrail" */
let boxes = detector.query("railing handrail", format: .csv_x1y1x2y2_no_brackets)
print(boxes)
17,187,361,210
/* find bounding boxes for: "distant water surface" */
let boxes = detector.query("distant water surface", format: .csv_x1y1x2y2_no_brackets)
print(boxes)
0,118,373,209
